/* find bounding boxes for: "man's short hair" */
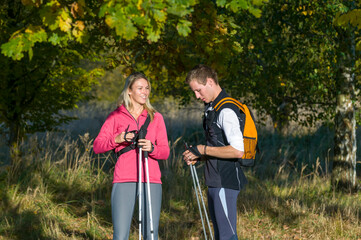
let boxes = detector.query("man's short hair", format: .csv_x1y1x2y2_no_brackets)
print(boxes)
185,64,219,85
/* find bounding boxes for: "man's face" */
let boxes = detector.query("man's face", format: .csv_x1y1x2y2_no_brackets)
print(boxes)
189,78,214,103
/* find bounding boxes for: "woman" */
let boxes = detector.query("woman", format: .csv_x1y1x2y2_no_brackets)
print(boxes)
93,72,170,240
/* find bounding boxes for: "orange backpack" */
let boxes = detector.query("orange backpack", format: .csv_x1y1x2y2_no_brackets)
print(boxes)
214,97,258,167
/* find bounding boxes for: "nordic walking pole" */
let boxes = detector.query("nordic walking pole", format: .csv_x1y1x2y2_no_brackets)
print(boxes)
144,150,155,240
192,163,214,240
139,130,155,240
185,142,214,240
138,141,143,240
190,163,208,240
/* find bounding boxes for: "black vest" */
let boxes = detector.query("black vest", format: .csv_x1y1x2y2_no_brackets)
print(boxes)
203,89,248,190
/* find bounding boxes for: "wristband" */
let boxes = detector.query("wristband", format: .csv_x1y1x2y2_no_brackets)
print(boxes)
204,145,207,155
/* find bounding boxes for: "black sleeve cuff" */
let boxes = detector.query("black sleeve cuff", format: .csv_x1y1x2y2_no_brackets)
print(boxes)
150,143,154,153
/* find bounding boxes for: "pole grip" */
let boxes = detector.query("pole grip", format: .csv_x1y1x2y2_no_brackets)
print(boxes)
138,129,146,140
138,130,148,156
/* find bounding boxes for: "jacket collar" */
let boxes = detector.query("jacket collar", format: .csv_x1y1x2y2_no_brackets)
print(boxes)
119,104,148,118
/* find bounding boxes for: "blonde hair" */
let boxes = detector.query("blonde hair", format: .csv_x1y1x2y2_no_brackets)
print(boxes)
117,72,156,121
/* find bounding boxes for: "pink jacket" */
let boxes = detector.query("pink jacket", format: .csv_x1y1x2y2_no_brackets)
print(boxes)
93,105,170,184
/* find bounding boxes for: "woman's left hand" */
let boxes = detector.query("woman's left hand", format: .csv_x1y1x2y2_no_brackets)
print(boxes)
138,139,153,152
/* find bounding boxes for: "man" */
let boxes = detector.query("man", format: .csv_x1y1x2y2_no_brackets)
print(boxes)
183,64,248,240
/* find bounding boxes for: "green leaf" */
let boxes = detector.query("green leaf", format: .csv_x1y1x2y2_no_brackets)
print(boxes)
145,26,161,42
335,13,348,26
216,0,227,7
49,33,61,45
28,48,33,60
28,27,47,43
112,15,138,40
252,0,266,6
124,5,140,15
123,20,138,40
153,9,167,22
167,4,193,17
40,6,59,30
99,4,110,18
133,16,149,26
1,37,25,60
176,19,192,37
150,2,167,10
249,7,262,18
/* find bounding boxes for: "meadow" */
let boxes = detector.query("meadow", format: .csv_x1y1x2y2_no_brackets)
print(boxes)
0,101,361,240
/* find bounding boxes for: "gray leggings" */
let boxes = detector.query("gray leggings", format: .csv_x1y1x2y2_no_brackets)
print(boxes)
111,182,162,240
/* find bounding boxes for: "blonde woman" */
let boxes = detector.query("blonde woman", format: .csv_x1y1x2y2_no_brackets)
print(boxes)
94,72,170,240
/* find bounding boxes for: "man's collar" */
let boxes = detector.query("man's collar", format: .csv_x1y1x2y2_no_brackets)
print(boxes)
211,88,228,107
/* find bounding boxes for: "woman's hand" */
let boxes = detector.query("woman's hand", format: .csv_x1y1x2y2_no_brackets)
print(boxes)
115,132,135,144
138,139,153,152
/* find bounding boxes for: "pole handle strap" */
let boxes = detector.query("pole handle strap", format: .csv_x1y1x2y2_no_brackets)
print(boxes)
115,114,151,158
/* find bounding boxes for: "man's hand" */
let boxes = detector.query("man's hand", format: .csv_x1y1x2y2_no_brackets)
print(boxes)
183,142,203,165
183,149,199,165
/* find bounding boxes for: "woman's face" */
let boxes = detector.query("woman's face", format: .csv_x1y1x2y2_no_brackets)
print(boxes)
128,78,150,106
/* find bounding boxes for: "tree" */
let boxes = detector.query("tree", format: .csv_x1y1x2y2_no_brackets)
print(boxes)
0,0,104,164
221,1,339,133
331,1,360,191
0,0,265,157
226,0,360,191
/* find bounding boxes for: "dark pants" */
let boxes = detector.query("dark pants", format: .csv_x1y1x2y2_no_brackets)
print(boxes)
208,187,240,240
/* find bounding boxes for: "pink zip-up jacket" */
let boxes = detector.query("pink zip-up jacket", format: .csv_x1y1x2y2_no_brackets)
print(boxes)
93,105,170,184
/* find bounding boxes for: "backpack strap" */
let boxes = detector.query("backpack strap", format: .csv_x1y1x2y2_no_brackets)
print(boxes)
208,97,243,146
214,97,245,113
214,97,259,166
115,114,151,158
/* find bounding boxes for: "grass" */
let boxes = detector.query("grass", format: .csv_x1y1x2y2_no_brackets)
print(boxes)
0,133,114,239
0,101,361,239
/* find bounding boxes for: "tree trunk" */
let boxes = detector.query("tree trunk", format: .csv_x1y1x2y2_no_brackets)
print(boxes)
272,99,292,136
332,92,357,191
331,27,358,192
8,118,22,169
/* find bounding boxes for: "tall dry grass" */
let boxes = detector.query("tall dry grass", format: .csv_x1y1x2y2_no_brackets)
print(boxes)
0,101,360,239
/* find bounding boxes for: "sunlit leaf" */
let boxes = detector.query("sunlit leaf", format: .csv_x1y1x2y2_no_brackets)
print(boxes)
249,7,262,18
146,26,161,42
176,19,192,37
216,0,227,7
153,9,167,22
48,33,60,45
1,37,24,60
59,16,72,32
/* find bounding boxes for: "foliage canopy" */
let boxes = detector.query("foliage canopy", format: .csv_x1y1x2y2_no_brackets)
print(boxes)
0,0,265,146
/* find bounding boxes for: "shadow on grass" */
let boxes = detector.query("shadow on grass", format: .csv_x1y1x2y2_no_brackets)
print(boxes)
0,188,92,240
238,172,361,229
0,159,113,239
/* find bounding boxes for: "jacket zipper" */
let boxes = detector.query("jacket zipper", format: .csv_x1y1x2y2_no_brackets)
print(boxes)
125,108,141,131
